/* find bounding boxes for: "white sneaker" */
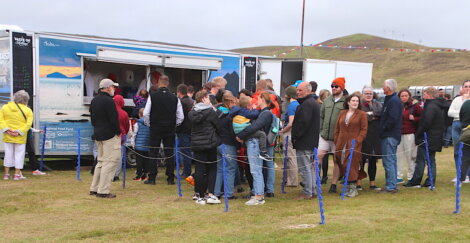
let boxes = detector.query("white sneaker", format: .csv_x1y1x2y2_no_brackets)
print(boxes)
19,172,27,179
206,195,221,204
245,197,265,206
32,170,46,175
452,177,457,182
192,193,199,200
464,176,470,183
195,198,206,205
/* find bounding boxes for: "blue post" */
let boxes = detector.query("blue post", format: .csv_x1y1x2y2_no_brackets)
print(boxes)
423,132,435,191
454,142,463,214
282,136,289,194
314,148,325,225
122,136,127,189
76,128,81,181
341,139,356,200
175,137,182,197
39,126,47,172
222,144,229,212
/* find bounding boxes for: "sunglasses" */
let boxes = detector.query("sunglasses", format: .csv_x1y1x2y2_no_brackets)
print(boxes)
331,85,339,88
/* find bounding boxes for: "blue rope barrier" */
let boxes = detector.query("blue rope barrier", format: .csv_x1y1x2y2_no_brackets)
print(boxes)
341,139,356,200
222,144,229,212
454,142,463,214
39,126,47,172
76,128,81,181
314,148,325,225
122,136,127,189
424,133,434,191
175,137,182,197
282,136,288,194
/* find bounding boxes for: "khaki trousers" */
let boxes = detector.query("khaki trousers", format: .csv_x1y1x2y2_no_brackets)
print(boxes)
90,135,121,194
281,131,298,186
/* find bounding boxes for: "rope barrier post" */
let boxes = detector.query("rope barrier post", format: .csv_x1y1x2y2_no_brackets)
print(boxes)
175,137,182,197
122,136,127,189
341,139,356,200
282,136,289,194
76,128,81,181
423,132,435,191
222,144,229,212
454,142,463,214
314,148,326,225
39,125,47,172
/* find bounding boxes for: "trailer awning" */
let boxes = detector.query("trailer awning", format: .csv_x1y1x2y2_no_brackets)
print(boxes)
77,46,222,70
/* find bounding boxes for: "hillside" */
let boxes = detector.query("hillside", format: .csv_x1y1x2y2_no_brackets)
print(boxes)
232,34,470,88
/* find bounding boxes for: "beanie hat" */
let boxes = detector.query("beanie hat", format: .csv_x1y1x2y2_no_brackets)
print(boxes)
332,77,346,90
285,85,297,99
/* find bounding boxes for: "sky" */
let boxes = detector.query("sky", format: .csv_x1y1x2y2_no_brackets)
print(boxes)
1,0,469,50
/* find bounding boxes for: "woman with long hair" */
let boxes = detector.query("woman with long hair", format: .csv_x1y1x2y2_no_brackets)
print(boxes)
334,94,368,197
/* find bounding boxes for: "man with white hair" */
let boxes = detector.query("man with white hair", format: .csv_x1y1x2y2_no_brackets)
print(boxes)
291,82,320,199
379,79,403,193
89,79,121,198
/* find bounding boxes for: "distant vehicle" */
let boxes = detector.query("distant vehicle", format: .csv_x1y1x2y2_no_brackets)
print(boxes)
408,85,460,99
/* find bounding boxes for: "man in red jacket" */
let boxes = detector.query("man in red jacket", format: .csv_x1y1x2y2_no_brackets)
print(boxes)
113,95,130,181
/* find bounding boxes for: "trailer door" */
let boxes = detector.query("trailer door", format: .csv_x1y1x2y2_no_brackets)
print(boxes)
303,59,336,93
259,59,282,94
335,61,373,93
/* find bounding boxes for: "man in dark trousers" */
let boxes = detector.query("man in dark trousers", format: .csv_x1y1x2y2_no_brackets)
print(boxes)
291,82,320,200
143,75,183,185
89,79,121,198
176,84,194,178
405,87,445,188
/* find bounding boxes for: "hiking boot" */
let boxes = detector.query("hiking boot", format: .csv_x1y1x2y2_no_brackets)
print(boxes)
328,184,337,193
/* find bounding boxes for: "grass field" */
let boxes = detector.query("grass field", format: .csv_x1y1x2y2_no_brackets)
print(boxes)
1,147,470,242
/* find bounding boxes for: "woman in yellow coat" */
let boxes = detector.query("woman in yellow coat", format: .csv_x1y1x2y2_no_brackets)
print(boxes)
0,90,33,180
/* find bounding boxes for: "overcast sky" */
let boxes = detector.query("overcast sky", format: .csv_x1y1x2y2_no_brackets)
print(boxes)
1,0,469,50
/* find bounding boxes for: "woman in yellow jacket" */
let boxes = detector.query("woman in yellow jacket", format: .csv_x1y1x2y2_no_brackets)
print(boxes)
0,90,33,180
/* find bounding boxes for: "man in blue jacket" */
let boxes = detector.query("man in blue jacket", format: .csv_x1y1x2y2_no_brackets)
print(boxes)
379,79,403,193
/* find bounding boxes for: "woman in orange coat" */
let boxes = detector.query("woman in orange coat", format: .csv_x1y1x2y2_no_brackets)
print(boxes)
334,94,368,197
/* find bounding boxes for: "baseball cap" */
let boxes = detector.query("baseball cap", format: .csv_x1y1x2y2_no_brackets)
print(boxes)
293,80,303,87
99,79,119,89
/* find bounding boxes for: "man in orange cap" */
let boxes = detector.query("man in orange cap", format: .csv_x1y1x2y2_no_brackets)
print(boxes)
318,77,346,193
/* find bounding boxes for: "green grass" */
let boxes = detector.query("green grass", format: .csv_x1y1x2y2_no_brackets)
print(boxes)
1,148,470,242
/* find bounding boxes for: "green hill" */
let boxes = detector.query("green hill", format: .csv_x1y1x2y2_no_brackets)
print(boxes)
231,33,470,88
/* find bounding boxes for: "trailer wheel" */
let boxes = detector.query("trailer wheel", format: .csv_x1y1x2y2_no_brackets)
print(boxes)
126,149,137,168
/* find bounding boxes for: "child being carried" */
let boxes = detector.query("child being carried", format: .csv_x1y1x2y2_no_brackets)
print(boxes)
230,96,271,161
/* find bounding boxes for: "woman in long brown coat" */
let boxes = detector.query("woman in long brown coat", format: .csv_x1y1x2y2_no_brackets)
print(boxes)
334,94,368,197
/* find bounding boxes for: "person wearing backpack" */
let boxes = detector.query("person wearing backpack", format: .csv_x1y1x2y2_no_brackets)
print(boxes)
291,82,320,200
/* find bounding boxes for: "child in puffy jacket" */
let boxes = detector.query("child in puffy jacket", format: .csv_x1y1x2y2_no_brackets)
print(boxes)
130,108,150,181
230,96,270,161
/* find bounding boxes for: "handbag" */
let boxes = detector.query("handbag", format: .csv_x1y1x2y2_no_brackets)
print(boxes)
460,126,470,144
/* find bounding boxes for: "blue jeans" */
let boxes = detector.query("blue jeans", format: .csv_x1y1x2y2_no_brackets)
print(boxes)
177,133,192,177
246,138,264,196
443,126,452,147
452,121,470,177
214,144,238,197
381,137,399,191
409,146,436,185
262,146,275,194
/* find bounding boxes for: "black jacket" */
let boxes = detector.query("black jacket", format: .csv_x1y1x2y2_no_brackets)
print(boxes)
176,95,194,134
292,94,320,150
415,99,445,152
380,92,402,142
217,108,241,148
90,92,121,141
188,103,220,151
237,107,272,141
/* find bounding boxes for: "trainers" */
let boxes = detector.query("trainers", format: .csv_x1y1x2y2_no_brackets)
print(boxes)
464,176,470,183
369,186,382,191
245,197,265,206
258,152,272,161
13,174,23,181
356,185,363,191
32,170,46,175
133,176,142,181
452,177,457,182
396,178,404,184
403,182,421,188
321,176,328,185
328,184,337,193
192,193,200,200
206,195,221,204
3,174,10,180
195,197,206,205
346,184,359,198
185,176,195,186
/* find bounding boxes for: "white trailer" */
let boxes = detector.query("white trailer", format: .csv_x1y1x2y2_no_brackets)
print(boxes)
258,58,373,96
